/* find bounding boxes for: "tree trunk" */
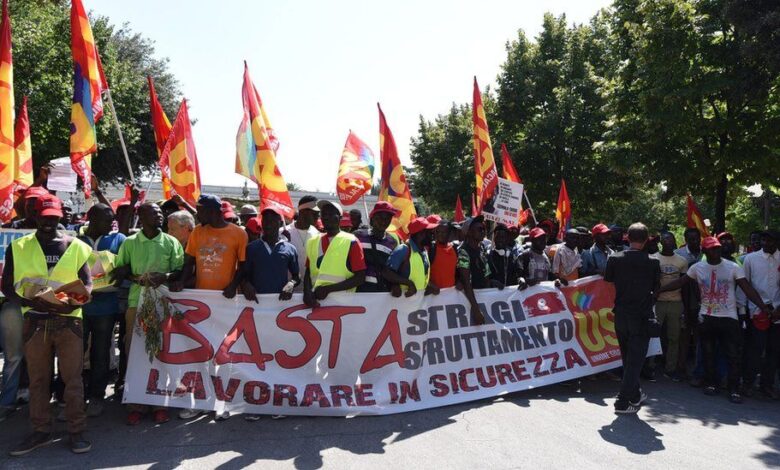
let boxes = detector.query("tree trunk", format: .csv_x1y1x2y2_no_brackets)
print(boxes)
714,173,728,234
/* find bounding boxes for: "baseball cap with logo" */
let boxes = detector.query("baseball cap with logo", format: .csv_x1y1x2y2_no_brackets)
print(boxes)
701,236,722,250
24,186,50,200
35,194,63,218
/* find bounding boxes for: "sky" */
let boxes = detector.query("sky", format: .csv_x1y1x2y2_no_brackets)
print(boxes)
90,0,612,193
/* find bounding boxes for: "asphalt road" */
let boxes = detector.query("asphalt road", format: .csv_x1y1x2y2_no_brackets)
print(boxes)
0,376,778,469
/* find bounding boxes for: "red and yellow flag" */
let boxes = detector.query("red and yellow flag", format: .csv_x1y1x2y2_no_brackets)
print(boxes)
336,131,375,206
555,179,571,240
14,95,32,190
686,193,710,237
501,143,522,184
0,0,14,222
378,103,416,239
70,0,107,197
472,77,498,212
235,62,293,218
454,194,465,223
161,100,201,206
148,76,172,199
471,193,478,217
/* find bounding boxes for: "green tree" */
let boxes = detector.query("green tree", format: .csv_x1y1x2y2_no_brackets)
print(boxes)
11,0,181,184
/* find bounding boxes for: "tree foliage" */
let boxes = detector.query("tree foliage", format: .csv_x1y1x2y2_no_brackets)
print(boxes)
11,0,181,184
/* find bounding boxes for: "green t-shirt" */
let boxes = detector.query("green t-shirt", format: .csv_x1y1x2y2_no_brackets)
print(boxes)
115,230,184,308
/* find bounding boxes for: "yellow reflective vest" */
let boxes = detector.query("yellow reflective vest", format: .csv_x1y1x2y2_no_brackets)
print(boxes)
306,231,358,292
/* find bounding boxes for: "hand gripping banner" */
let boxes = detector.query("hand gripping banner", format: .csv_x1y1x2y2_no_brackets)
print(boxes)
124,277,660,416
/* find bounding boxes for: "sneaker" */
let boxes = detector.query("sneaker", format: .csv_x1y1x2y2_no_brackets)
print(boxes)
0,406,15,422
9,432,53,456
244,414,262,422
630,391,648,407
16,388,29,404
614,402,640,414
214,411,230,421
729,392,744,404
271,415,287,420
126,411,143,426
86,400,105,417
641,371,657,383
178,408,204,420
69,433,91,454
703,386,718,396
153,409,170,424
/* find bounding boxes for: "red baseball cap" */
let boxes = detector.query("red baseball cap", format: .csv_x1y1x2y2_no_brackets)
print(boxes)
35,194,63,218
701,236,722,250
752,312,771,331
340,212,352,228
24,186,50,200
370,201,400,218
260,206,284,219
221,201,237,220
245,216,263,235
407,216,436,235
528,227,547,239
426,214,442,225
592,223,611,236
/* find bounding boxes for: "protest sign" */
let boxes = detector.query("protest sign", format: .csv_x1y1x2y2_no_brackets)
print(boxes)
124,277,660,416
482,177,523,226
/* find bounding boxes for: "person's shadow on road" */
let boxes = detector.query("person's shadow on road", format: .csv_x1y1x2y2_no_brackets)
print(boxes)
598,415,665,455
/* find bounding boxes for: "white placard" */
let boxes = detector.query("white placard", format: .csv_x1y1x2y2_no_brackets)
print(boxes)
482,177,523,226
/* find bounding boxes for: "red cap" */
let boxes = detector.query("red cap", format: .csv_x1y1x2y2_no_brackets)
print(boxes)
528,227,547,239
260,206,284,219
245,216,263,235
340,212,352,228
370,201,400,218
701,236,722,250
716,231,734,242
408,216,436,235
592,223,611,236
752,312,771,331
221,201,237,220
24,186,49,200
35,194,63,218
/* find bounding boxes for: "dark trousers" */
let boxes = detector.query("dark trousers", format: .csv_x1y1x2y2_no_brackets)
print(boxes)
743,322,780,390
700,316,741,392
615,311,649,405
83,315,115,401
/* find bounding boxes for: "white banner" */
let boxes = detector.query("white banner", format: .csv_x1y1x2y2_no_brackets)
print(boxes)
483,177,523,226
124,277,660,416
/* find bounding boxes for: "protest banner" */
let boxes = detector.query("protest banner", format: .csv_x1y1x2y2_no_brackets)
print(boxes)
0,229,34,296
124,276,660,416
482,177,523,226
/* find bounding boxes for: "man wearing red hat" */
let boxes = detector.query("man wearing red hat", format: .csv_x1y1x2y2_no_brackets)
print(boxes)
581,223,614,277
429,220,459,289
384,216,437,296
354,202,399,293
741,230,780,398
517,227,559,289
221,201,239,225
2,194,93,454
660,235,772,403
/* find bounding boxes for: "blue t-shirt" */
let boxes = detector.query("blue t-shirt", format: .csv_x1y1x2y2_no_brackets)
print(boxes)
244,238,299,294
79,232,126,317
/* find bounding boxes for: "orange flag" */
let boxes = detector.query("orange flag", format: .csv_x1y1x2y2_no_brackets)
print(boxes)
500,143,522,184
686,194,710,237
148,76,172,199
472,77,498,213
0,0,14,222
471,193,478,217
555,179,571,240
336,131,374,206
378,103,416,238
160,100,201,206
14,95,32,190
454,195,465,223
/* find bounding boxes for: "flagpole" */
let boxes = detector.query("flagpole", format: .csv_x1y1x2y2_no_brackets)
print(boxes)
523,191,538,226
362,195,370,222
104,88,135,184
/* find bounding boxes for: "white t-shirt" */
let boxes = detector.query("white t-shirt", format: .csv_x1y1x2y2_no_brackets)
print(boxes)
686,260,745,319
742,249,780,319
284,223,320,291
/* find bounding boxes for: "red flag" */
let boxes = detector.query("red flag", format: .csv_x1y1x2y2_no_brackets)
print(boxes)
519,208,530,226
501,143,522,184
148,76,173,199
471,193,478,217
454,195,465,223
555,179,571,240
378,104,416,238
472,78,498,212
14,96,32,191
686,194,710,237
0,0,14,222
161,100,202,206
336,131,375,206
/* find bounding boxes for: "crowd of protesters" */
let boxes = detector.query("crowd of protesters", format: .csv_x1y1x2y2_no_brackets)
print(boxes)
0,175,779,455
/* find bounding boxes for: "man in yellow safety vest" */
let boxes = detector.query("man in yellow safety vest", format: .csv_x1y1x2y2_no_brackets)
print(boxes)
384,216,440,297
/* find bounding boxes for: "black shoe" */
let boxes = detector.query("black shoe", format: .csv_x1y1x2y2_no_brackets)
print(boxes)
663,371,683,383
9,432,53,456
614,402,640,414
69,433,91,454
729,392,743,404
703,386,718,396
630,391,648,407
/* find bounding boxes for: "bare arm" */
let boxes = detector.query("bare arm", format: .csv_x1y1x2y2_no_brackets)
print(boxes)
458,266,485,325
